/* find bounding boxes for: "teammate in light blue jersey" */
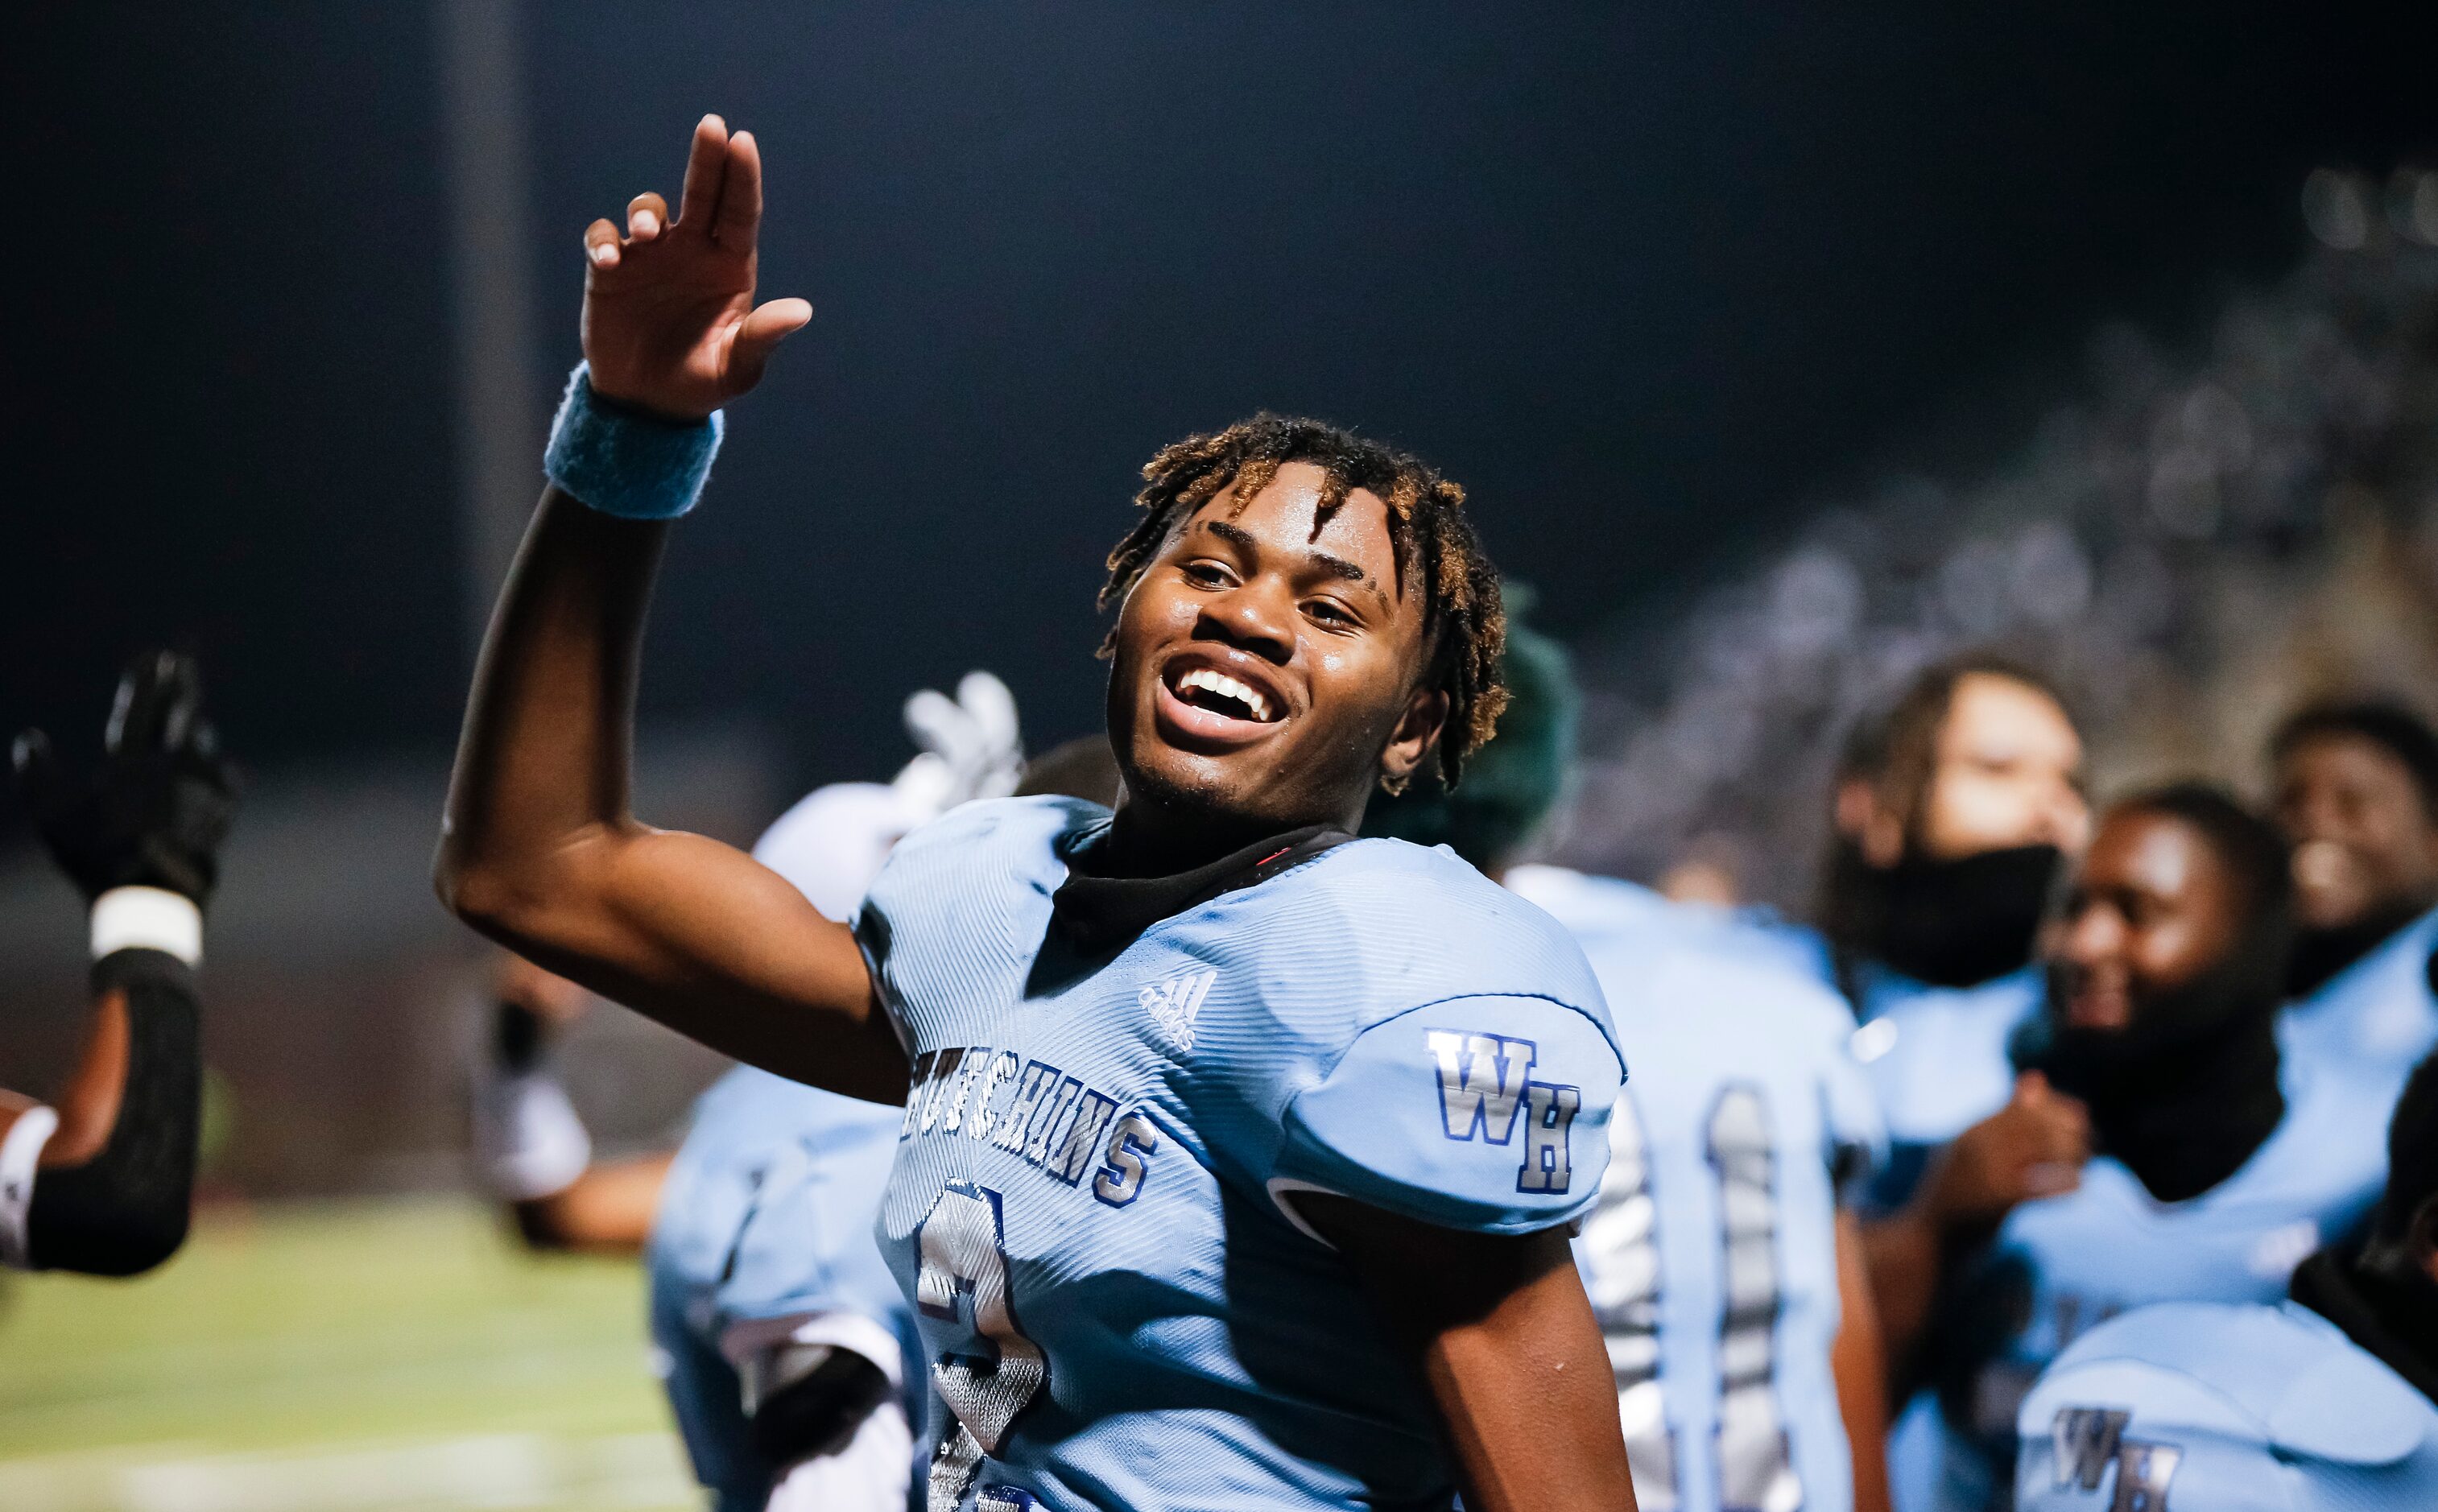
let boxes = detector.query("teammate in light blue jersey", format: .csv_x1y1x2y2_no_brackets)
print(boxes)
1366,613,1895,1512
1781,656,2097,1481
2013,1051,2438,1512
1527,873,1894,1512
1799,658,2090,1214
2269,700,2438,1081
439,113,1638,1512
651,1065,918,1512
473,783,941,1512
2013,1301,2438,1511
1901,785,2400,1512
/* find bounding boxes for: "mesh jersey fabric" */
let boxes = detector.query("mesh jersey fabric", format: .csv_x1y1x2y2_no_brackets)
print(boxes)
649,1066,924,1512
1895,1050,2400,1512
1513,865,1882,1512
2013,1299,2438,1512
855,796,1625,1512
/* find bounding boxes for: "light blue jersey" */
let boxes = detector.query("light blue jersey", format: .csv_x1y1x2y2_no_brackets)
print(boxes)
2281,904,2438,1085
1511,866,1883,1512
2014,1301,2438,1511
1765,926,2041,1214
650,1067,924,1512
1895,1053,2396,1512
1843,962,2042,1215
855,797,1626,1512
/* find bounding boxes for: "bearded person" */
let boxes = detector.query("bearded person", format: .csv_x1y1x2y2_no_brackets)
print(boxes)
1899,784,2399,1510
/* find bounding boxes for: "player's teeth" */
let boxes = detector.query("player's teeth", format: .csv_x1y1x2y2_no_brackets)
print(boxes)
1178,668,1272,721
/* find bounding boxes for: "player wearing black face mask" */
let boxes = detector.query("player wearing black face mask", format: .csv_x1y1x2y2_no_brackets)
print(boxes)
1807,659,2096,1398
1816,662,2089,1197
2,652,238,1277
1896,785,2400,1512
2270,700,2438,1080
2028,786,2293,1204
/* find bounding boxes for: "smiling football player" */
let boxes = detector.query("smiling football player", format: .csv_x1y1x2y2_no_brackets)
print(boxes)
436,114,1634,1512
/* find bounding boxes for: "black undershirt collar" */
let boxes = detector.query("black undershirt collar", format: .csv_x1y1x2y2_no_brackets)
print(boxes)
1049,820,1355,952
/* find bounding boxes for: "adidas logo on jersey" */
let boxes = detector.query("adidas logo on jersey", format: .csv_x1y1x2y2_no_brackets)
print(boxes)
1140,969,1216,1055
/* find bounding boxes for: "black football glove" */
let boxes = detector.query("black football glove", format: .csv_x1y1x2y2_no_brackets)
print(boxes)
13,651,240,907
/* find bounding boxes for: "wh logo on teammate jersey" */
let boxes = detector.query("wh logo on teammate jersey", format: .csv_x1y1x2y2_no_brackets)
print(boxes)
1427,1029,1583,1194
2049,1407,2181,1511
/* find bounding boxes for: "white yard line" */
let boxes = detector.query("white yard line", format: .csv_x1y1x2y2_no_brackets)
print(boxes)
0,1431,697,1512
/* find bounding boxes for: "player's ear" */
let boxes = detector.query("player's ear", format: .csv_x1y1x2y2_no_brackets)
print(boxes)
1835,775,1904,869
1380,686,1449,788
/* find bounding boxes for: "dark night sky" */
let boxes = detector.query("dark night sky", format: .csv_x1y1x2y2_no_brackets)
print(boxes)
5,2,2433,802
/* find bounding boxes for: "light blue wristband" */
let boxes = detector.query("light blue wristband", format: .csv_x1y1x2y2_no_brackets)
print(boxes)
543,362,725,520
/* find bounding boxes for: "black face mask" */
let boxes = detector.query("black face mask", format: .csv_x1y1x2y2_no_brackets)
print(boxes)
1847,843,2064,989
2287,899,2428,998
2035,930,2288,1203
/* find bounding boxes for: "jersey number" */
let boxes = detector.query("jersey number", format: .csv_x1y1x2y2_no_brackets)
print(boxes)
1581,1084,1802,1512
916,1181,1048,1512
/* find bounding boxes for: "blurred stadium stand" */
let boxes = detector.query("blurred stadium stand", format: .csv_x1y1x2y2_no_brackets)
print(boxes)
1561,176,2438,907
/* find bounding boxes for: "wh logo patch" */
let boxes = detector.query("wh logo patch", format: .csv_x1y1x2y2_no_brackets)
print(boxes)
1140,969,1216,1055
2050,1407,2181,1510
1429,1031,1536,1142
1428,1029,1582,1194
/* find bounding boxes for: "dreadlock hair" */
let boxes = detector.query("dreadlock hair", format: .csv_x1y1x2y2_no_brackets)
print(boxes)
1097,414,1506,793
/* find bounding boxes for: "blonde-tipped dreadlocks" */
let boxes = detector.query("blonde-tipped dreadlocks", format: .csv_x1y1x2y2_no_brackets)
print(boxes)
1097,414,1507,793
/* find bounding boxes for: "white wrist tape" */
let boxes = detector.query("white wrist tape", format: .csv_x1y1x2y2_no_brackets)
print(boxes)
0,1105,60,1270
89,886,204,966
470,1067,593,1201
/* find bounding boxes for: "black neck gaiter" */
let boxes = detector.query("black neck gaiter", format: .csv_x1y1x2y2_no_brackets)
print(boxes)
1050,822,1353,952
2035,939,2288,1204
2287,899,2427,999
1834,843,2064,989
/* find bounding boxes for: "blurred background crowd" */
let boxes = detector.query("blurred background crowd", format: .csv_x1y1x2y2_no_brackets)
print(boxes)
5,2,2437,1509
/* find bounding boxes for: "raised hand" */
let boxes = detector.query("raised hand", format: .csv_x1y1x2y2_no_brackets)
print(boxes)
580,114,812,422
1922,1072,2090,1228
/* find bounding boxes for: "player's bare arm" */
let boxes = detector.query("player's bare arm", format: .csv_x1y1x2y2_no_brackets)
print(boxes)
436,117,901,1102
1832,1210,1895,1512
1859,1070,2088,1374
1304,1193,1639,1512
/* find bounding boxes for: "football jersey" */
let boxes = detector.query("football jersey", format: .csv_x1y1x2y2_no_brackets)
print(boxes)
855,796,1626,1512
1895,1051,2397,1512
2279,903,2438,1085
1839,960,2042,1215
2014,1300,2438,1512
650,1066,924,1512
1510,866,1883,1512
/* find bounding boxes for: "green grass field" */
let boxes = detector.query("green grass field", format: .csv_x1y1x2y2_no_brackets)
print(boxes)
0,1196,703,1511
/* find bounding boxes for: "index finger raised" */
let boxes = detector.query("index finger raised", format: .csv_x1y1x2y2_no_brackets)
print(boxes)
675,114,729,232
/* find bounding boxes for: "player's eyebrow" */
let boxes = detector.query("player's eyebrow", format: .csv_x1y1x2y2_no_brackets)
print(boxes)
1200,519,1390,609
